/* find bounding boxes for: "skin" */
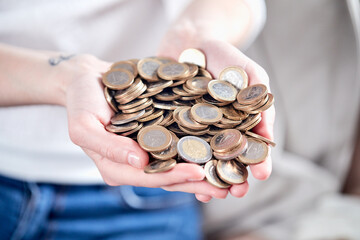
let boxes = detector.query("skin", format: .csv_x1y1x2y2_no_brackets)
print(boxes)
0,0,274,202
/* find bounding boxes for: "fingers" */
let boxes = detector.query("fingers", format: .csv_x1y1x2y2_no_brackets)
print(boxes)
195,194,212,203
229,181,249,197
89,155,205,187
252,105,275,140
162,181,228,199
249,149,272,180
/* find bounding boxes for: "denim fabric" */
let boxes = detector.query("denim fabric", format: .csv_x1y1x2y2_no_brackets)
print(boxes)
0,175,203,240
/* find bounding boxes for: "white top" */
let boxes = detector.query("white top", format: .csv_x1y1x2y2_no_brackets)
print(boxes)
0,0,265,184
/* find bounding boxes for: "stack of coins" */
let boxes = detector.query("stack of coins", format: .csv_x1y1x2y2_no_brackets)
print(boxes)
102,48,275,189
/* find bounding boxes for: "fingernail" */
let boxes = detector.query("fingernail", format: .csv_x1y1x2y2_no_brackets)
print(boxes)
128,152,142,168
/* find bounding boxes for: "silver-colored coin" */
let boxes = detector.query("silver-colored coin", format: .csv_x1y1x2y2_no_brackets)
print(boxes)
137,58,162,81
216,160,248,184
137,126,172,152
204,160,230,188
219,66,248,90
177,136,212,164
208,80,237,102
237,137,268,165
190,103,222,124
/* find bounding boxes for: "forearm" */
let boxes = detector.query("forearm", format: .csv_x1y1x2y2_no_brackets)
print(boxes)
0,43,70,106
159,0,265,56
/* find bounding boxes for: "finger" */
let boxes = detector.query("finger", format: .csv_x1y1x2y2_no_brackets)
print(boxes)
252,105,275,141
69,113,149,168
162,181,228,199
229,181,249,198
249,149,272,180
88,155,205,187
195,194,212,203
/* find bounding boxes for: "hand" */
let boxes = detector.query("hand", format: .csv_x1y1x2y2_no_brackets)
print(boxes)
65,54,205,188
158,39,275,202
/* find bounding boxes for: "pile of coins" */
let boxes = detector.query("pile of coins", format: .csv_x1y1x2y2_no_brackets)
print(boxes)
103,48,275,189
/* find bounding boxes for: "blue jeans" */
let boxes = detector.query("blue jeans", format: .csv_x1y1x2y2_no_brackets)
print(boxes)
0,175,203,240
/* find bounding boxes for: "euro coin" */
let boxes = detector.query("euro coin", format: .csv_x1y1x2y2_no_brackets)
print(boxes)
210,129,243,153
144,159,176,173
219,66,248,90
190,103,223,125
157,62,190,80
237,137,269,165
103,69,134,90
207,80,238,102
177,136,212,164
110,109,145,125
137,58,162,82
178,48,206,69
150,132,179,160
204,160,230,188
237,84,268,105
216,160,248,184
137,125,172,152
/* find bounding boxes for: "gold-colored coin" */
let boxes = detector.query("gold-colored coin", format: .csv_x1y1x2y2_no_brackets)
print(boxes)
207,80,238,102
154,89,181,101
204,160,230,188
120,122,143,136
121,98,153,114
169,78,187,87
178,48,206,69
216,160,248,184
202,94,229,107
197,68,212,78
157,62,190,80
111,60,138,77
180,95,202,101
117,83,147,104
159,110,173,126
208,126,223,135
138,88,163,99
144,159,177,174
102,69,134,90
178,124,210,136
219,66,248,90
220,117,242,126
213,136,248,161
236,114,262,131
152,100,178,110
137,58,162,82
110,109,145,125
182,84,201,95
138,109,164,122
248,93,274,114
114,78,143,100
172,86,194,97
190,103,223,125
150,132,179,160
237,137,269,165
146,80,174,92
220,105,247,121
140,107,155,119
143,115,164,127
237,84,268,105
117,98,149,110
245,131,276,147
185,77,211,93
241,116,262,131
187,63,199,78
178,107,208,130
177,136,212,164
105,121,138,133
137,125,172,152
210,129,243,153
104,87,119,113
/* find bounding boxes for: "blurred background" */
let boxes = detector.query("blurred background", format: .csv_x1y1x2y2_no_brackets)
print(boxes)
204,0,360,239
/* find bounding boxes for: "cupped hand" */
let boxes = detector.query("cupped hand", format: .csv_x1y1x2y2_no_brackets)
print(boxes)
64,54,205,188
158,39,275,202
